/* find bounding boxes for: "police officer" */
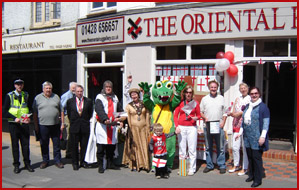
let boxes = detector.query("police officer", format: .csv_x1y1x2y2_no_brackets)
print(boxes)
3,79,34,174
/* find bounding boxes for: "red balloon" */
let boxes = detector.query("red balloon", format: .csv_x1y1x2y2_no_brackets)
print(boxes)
226,64,238,77
224,51,235,64
216,51,225,59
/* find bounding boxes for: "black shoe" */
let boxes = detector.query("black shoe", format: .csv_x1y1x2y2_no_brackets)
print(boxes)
13,166,20,174
108,162,120,170
98,167,105,173
251,182,262,188
80,162,88,168
203,167,213,173
25,165,34,172
220,168,226,174
73,165,79,171
246,177,254,182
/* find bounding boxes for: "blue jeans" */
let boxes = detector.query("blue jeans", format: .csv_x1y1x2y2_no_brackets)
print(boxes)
39,124,61,164
204,123,226,169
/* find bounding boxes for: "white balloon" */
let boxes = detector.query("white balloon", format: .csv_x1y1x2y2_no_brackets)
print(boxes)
215,60,226,72
218,58,230,70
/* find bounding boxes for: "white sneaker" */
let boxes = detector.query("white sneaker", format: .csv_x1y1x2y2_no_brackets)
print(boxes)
188,171,194,176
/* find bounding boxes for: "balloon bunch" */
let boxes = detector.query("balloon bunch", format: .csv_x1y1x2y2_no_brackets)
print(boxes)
215,51,238,77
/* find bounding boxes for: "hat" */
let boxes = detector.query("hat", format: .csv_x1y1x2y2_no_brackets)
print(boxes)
14,79,24,84
128,88,140,96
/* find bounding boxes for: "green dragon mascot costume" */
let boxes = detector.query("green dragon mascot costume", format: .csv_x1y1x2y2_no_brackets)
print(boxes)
139,80,187,170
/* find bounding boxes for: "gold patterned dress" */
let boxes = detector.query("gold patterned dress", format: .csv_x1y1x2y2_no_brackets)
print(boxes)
122,101,151,171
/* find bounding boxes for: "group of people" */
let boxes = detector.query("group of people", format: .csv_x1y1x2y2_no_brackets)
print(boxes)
4,76,270,188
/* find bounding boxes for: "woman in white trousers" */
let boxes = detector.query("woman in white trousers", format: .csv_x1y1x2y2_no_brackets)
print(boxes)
174,85,201,176
228,83,250,176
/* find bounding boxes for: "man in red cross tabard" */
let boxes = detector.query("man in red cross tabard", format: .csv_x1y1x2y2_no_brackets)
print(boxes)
94,80,126,173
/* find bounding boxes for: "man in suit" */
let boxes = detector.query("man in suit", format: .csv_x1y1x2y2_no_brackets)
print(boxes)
66,84,93,170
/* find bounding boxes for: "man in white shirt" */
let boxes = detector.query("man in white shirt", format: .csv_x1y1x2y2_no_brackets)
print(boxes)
200,80,227,174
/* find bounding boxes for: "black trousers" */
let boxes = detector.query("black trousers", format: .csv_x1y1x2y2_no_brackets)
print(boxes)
96,144,116,165
70,131,89,166
9,122,31,167
154,155,168,177
246,148,263,184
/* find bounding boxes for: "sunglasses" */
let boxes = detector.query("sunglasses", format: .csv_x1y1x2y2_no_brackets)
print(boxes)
185,91,192,94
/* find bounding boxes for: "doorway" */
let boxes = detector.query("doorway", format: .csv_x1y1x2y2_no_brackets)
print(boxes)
87,67,123,105
243,62,297,143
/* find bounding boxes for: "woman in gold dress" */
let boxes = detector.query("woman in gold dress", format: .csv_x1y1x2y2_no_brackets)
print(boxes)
122,88,151,172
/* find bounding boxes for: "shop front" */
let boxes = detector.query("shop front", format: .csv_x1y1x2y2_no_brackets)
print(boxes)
2,28,77,131
76,2,297,153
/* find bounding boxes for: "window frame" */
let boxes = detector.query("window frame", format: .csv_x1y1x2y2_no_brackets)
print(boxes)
32,2,61,29
90,2,117,12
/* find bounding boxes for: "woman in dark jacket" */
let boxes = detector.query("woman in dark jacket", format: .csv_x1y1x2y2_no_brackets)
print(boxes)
241,87,270,188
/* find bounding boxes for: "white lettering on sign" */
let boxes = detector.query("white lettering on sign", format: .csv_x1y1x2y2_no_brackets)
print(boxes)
76,16,124,47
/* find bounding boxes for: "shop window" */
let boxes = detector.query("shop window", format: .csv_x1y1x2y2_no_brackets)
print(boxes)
191,44,225,59
85,49,123,64
155,64,222,95
256,39,288,57
291,38,297,56
105,49,123,63
243,40,254,57
156,45,186,60
87,52,102,63
92,2,116,10
32,2,61,29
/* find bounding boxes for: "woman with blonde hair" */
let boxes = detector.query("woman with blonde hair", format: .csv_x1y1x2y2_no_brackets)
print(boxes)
228,82,250,176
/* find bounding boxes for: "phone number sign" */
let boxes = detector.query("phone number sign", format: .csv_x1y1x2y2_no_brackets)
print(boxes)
76,16,124,47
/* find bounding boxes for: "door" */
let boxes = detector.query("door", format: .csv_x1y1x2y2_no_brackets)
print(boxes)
87,67,123,105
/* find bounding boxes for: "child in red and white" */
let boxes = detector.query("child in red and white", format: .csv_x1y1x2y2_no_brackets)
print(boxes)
149,123,176,179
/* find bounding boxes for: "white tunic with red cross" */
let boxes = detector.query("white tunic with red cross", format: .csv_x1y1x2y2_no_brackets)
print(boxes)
95,94,119,145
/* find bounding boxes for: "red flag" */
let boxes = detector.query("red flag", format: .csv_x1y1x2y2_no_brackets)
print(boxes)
91,73,100,86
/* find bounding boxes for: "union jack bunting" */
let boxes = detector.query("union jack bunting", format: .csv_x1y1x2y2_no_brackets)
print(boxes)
274,61,281,73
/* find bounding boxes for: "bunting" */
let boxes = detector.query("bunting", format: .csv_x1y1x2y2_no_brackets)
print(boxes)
291,61,297,70
274,61,281,73
258,58,266,65
156,66,163,76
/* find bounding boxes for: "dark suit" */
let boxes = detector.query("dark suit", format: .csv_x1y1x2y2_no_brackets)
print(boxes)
66,96,93,166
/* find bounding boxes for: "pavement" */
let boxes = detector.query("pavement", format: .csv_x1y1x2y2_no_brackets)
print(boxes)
1,132,297,188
